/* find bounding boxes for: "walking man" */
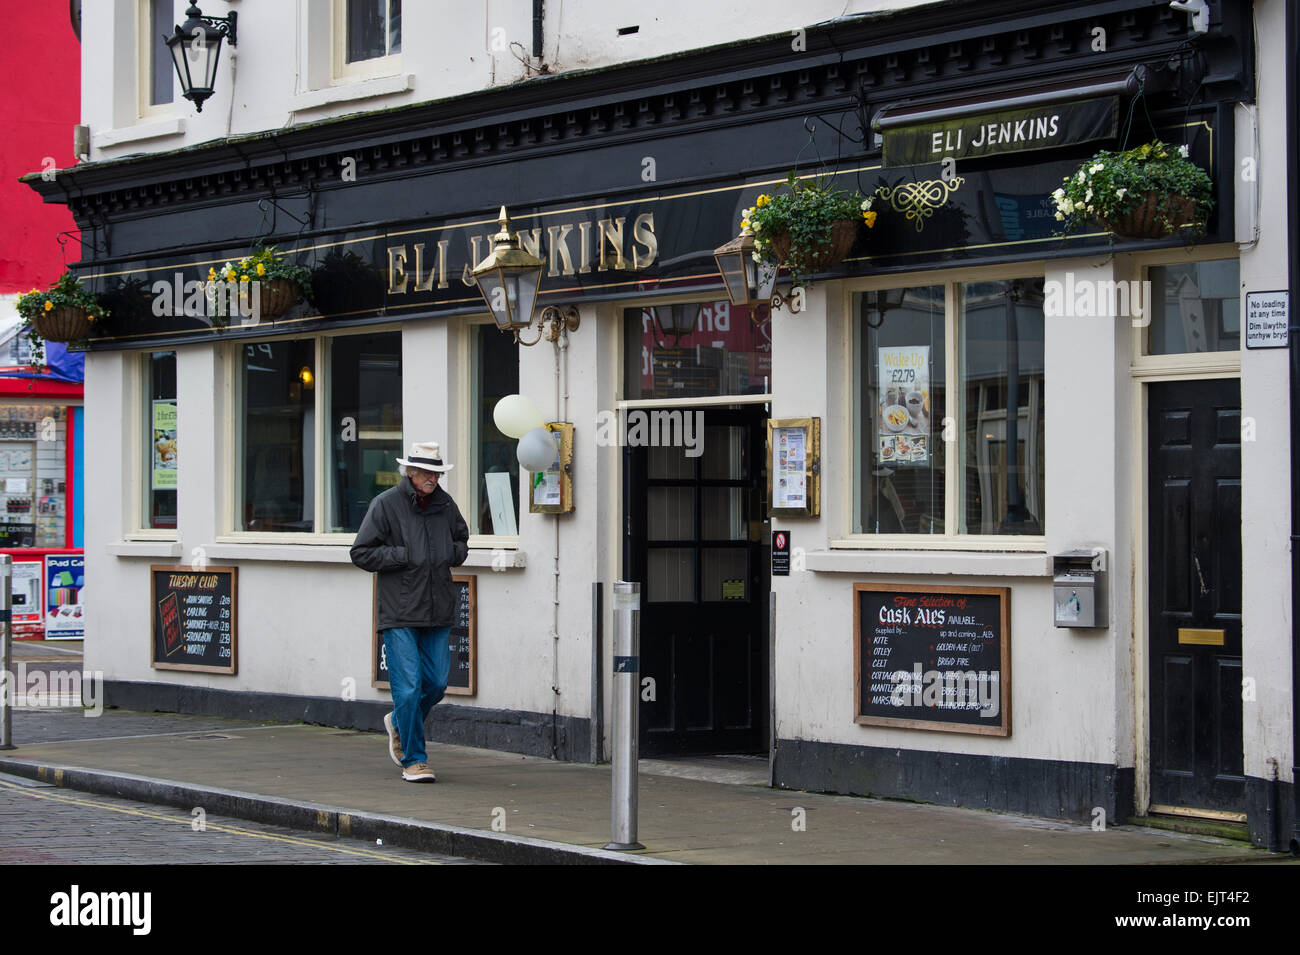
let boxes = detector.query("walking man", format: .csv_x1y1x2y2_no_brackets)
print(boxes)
351,441,469,782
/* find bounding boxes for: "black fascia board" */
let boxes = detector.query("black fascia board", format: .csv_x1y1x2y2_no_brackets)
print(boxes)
21,0,1194,206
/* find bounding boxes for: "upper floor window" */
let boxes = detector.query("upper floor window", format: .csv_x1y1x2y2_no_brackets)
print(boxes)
335,0,401,80
141,0,174,113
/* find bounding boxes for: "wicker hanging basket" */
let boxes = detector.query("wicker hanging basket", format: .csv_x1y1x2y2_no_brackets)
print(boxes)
1099,192,1202,240
256,278,301,320
32,305,95,342
769,218,859,276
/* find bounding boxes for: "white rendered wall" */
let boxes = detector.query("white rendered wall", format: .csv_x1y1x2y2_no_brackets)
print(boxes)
769,263,1131,769
1238,0,1294,789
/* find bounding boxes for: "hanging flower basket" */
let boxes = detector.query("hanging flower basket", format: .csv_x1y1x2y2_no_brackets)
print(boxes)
743,171,876,288
16,271,108,365
1053,140,1213,240
207,244,312,324
33,304,95,342
256,278,302,319
769,218,860,276
1097,192,1201,240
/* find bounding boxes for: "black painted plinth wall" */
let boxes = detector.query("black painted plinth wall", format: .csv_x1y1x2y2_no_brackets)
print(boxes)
103,681,591,762
774,737,1136,828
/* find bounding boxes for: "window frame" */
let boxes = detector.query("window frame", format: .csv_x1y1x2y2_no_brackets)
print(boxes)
838,263,1049,552
459,316,521,551
137,0,175,120
219,324,403,544
127,350,178,540
332,0,402,84
1131,243,1243,377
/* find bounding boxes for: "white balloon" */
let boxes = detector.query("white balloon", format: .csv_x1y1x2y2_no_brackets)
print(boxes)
493,394,544,439
517,427,557,472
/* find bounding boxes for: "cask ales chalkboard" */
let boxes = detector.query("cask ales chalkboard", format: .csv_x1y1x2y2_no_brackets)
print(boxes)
151,565,237,674
853,583,1010,736
371,575,476,695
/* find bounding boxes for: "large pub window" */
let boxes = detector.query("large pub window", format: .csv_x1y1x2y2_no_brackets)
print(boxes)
235,330,402,534
852,278,1046,539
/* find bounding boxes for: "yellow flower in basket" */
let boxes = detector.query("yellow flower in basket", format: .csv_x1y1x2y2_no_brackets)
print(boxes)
44,300,54,311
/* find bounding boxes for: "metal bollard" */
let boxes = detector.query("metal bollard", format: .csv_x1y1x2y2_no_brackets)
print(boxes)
605,580,644,850
1,554,12,750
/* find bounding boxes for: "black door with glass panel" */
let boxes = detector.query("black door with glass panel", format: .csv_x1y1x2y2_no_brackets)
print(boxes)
624,406,768,755
1147,379,1244,813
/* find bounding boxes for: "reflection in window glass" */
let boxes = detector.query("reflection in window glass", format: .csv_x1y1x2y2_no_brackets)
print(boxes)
624,302,772,399
1147,260,1240,354
146,351,177,529
346,0,400,63
471,325,520,536
326,332,402,533
961,279,1045,535
854,287,945,534
239,339,315,532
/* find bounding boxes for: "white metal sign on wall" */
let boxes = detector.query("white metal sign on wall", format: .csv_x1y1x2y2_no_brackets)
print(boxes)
1244,290,1289,348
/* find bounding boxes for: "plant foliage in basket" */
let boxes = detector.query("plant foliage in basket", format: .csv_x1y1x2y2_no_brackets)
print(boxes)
1053,139,1213,239
16,271,109,365
744,171,876,287
206,243,313,314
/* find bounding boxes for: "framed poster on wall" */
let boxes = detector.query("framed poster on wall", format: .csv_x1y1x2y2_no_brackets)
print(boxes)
767,417,820,517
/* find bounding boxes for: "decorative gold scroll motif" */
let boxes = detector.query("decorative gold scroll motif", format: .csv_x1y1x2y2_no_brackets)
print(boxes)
874,178,965,232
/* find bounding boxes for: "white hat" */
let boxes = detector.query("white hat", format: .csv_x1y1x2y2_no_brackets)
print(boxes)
396,441,453,473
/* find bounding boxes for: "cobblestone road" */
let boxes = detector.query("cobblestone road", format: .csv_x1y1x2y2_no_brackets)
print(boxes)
0,772,486,865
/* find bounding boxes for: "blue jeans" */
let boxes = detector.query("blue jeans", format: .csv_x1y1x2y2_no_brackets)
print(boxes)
382,626,450,766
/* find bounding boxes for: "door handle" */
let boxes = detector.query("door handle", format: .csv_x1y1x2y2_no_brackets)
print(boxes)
1192,553,1208,596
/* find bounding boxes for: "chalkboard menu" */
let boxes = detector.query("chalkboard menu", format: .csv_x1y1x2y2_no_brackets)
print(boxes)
854,584,1009,736
372,575,476,696
151,565,237,674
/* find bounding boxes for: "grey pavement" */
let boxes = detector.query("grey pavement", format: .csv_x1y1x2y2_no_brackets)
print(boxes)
0,697,1287,865
0,771,485,865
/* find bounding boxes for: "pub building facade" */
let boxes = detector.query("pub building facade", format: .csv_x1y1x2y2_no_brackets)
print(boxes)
27,0,1296,847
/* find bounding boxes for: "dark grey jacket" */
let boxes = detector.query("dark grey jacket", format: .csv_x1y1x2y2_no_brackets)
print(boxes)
350,478,470,630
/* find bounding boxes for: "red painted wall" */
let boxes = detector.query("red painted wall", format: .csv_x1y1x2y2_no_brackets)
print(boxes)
0,6,81,293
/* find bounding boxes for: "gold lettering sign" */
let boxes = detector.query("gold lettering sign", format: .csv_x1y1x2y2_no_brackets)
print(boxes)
383,210,658,296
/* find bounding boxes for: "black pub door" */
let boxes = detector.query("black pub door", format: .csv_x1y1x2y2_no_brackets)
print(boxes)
624,406,768,755
1147,379,1244,813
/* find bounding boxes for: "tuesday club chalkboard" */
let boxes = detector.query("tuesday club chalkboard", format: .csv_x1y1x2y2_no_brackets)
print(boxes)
151,565,237,674
371,575,476,696
854,583,1010,736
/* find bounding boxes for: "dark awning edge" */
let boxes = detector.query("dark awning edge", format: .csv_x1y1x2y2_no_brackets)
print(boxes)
871,62,1173,132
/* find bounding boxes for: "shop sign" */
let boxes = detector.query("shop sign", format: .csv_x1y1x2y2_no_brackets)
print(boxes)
372,576,476,695
1244,290,1289,348
45,554,84,640
883,97,1118,167
854,584,1010,736
151,565,236,673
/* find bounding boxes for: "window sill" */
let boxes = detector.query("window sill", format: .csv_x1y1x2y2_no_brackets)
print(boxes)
804,549,1052,577
291,73,414,113
189,543,526,568
92,118,186,149
107,541,183,558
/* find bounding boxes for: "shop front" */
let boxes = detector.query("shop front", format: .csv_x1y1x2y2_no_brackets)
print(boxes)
25,0,1293,846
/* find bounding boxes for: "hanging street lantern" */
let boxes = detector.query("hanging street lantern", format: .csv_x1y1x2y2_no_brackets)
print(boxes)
165,3,238,113
472,207,579,346
713,231,780,318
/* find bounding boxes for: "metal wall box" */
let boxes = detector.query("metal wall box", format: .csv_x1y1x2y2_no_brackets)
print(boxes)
1053,551,1107,629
